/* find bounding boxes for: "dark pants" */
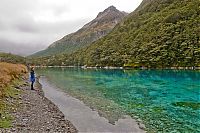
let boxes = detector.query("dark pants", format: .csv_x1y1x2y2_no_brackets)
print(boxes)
31,81,34,90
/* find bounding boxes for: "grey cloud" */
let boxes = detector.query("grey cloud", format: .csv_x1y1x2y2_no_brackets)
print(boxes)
15,23,38,33
13,17,39,33
0,20,6,30
12,17,88,34
0,0,90,56
52,4,71,16
0,17,89,56
0,39,43,56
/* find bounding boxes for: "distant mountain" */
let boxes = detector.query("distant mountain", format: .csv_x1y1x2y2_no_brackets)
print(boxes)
30,6,127,57
49,0,199,68
0,53,26,64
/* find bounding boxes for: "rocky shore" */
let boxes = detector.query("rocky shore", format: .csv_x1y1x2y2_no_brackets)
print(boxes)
0,78,77,133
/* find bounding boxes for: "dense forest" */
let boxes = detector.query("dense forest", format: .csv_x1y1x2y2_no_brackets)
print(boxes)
31,0,200,68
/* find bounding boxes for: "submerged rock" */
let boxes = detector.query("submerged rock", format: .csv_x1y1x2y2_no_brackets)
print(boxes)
172,102,200,110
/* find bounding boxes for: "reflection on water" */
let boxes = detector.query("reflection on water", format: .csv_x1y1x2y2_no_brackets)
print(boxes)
37,68,200,133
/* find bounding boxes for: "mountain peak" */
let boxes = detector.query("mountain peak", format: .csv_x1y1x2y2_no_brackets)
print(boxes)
30,6,128,57
81,6,127,30
96,6,124,18
105,5,117,11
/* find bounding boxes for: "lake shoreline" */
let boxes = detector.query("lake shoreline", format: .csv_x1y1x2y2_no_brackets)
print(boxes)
35,65,200,70
39,76,146,132
0,77,77,132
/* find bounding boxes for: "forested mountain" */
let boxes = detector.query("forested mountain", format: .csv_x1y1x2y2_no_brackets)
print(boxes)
0,53,26,64
32,0,200,68
47,0,199,68
30,6,127,57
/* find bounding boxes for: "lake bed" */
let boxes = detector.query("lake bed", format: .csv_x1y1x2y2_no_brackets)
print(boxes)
37,68,200,133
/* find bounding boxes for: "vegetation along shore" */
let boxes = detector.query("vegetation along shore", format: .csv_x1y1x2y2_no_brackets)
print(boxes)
0,62,77,132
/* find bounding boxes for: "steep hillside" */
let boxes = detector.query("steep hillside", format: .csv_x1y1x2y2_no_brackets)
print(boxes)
55,0,200,68
30,6,127,57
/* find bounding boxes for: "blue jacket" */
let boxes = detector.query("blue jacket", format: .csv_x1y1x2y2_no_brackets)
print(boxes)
30,70,35,82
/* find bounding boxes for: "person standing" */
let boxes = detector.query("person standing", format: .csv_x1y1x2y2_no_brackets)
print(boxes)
30,67,36,90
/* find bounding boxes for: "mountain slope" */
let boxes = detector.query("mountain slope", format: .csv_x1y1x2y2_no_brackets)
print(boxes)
30,6,127,57
0,53,26,64
56,0,200,67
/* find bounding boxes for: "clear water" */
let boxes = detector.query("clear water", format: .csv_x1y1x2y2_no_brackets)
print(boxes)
37,68,200,133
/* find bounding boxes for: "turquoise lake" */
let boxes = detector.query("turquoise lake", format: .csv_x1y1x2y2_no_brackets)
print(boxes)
37,68,200,133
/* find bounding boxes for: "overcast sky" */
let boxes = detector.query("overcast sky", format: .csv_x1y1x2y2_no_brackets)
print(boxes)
0,0,142,56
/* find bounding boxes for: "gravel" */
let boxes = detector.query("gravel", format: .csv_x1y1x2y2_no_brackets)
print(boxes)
0,79,77,133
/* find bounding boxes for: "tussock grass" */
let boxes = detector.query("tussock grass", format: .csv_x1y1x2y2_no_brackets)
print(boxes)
0,62,27,128
0,62,27,89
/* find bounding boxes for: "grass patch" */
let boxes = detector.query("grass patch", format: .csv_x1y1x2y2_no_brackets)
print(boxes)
0,112,13,128
0,80,23,128
0,62,27,128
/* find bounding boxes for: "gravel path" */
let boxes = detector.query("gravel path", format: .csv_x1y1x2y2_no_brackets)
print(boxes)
0,79,77,133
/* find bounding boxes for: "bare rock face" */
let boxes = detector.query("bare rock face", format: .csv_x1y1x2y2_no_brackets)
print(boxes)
31,6,128,57
84,6,128,29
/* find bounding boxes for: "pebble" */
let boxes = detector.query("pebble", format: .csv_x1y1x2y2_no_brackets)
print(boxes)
139,123,146,130
0,80,77,133
15,86,20,89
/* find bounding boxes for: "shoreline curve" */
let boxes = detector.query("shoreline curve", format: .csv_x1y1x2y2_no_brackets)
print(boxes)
39,76,146,133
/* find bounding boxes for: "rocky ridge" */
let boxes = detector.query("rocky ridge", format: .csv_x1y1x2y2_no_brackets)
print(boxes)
30,6,128,57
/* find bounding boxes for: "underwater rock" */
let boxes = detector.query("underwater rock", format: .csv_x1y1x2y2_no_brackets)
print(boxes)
172,102,200,110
